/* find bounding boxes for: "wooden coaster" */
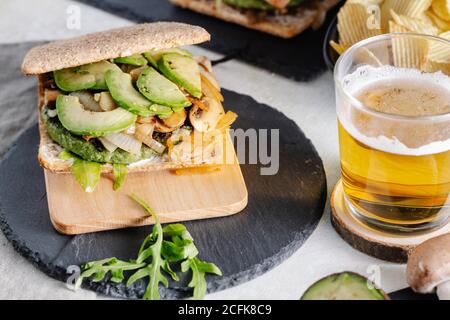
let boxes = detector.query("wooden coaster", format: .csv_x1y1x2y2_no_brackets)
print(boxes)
331,180,450,263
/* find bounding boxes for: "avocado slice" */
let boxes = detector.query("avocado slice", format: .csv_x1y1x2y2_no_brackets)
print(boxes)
114,54,148,66
149,104,173,118
143,52,159,69
88,61,122,90
158,53,202,98
143,49,192,68
56,95,137,136
301,272,389,300
137,66,191,109
105,69,154,116
42,108,156,164
54,61,120,91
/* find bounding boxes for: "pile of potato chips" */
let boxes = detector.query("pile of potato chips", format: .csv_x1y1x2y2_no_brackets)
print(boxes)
331,0,450,71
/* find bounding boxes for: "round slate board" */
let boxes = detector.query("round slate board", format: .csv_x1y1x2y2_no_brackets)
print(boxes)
0,89,326,299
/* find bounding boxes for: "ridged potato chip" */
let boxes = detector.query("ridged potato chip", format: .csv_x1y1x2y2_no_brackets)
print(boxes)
337,2,382,46
423,59,450,74
389,21,429,69
353,46,384,66
426,8,450,30
428,30,450,62
390,9,439,35
335,0,450,59
381,0,432,31
431,0,450,21
330,40,349,55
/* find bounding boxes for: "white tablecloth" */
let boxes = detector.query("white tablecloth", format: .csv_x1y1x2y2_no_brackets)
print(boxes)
0,0,407,300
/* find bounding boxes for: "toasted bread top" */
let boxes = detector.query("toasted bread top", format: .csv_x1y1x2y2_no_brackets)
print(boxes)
22,22,210,75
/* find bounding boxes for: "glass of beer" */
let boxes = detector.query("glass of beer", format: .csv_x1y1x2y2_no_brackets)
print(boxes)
335,33,450,232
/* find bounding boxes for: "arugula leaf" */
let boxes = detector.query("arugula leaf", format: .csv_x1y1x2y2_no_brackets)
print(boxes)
59,150,102,192
75,257,145,289
181,257,222,300
162,260,179,281
112,163,127,191
162,239,198,262
162,224,194,241
161,223,198,262
129,193,168,300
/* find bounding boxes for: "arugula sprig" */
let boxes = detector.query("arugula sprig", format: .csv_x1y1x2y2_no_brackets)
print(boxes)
75,194,222,300
182,257,222,300
75,258,145,289
161,223,222,299
127,194,168,300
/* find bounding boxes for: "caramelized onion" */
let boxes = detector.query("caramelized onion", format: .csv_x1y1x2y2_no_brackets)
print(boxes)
69,91,102,112
103,133,142,154
98,137,118,152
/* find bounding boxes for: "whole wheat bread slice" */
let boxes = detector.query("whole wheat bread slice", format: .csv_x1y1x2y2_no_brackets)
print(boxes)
22,22,210,75
170,0,340,38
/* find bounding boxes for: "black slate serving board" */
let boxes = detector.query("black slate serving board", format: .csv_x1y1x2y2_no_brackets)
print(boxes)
0,41,327,298
76,0,343,81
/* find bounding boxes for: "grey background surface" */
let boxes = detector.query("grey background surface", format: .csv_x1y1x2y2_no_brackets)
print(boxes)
0,42,37,158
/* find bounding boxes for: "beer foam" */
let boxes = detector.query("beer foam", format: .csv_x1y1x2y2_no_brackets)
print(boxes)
342,65,450,98
340,65,450,156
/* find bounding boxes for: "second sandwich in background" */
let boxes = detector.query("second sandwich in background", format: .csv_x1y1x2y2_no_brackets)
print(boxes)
170,0,341,38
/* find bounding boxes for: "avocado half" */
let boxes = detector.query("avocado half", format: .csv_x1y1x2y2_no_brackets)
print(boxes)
300,272,390,300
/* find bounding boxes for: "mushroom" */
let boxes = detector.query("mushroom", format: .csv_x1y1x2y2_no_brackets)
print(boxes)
407,233,450,300
161,108,187,129
129,65,147,82
154,120,174,133
94,92,117,111
154,109,187,133
189,96,224,133
69,91,102,112
43,89,62,106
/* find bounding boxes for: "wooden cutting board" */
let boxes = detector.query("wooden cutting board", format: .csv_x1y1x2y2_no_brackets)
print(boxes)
45,139,248,235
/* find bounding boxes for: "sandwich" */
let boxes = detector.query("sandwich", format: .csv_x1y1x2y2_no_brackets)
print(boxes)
22,22,237,192
170,0,341,38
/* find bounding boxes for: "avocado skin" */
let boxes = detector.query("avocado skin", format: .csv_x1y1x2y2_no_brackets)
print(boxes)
224,0,304,10
42,108,157,164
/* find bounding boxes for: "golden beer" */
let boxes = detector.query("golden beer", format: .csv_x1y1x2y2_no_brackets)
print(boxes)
339,122,450,227
335,33,450,232
337,65,450,231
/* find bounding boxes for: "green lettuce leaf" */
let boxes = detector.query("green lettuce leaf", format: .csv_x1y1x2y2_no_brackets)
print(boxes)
59,150,102,192
112,163,128,191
